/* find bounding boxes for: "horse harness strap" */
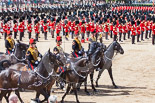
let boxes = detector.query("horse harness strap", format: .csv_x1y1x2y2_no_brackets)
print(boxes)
10,54,26,62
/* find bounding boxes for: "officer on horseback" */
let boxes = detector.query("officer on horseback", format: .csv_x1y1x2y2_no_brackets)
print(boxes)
5,33,15,55
53,36,63,55
72,34,84,58
26,38,42,70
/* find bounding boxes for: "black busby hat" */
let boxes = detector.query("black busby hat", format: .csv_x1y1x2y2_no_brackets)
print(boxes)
131,21,135,25
13,20,17,24
137,20,140,26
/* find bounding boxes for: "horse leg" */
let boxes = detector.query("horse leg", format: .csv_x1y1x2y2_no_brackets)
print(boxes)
61,84,71,103
96,69,104,87
40,89,49,103
72,84,80,103
108,67,118,88
84,77,90,95
90,72,97,92
15,90,24,103
0,90,8,103
4,91,11,103
70,82,81,94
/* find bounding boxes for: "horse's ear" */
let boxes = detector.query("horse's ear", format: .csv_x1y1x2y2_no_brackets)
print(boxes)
16,40,20,44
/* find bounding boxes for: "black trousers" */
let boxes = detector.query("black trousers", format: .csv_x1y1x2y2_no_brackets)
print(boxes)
4,32,7,40
71,31,74,39
128,31,130,39
137,34,140,42
152,35,155,45
51,30,54,38
81,32,85,39
41,27,44,33
145,30,148,39
35,33,39,41
14,32,17,39
86,31,90,38
119,32,122,41
132,35,135,44
105,32,108,40
114,35,117,41
44,32,47,40
110,30,113,38
123,33,126,40
149,30,152,38
96,33,98,41
28,32,31,39
141,31,144,40
20,32,24,41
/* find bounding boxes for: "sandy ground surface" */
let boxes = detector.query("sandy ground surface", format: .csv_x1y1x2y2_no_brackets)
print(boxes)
0,32,155,103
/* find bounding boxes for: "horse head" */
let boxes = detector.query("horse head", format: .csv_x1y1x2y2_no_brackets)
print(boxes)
14,40,29,59
113,41,124,54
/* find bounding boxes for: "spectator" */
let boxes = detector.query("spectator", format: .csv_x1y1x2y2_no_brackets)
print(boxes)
9,94,18,103
48,95,58,103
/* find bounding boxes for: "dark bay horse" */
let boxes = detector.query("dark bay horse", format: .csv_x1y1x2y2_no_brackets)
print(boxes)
96,41,124,88
0,49,63,103
0,40,29,64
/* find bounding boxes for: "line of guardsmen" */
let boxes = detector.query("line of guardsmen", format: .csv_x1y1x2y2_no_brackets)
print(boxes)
2,3,155,70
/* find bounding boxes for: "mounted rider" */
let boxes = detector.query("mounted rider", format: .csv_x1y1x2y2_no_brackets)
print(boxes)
26,38,42,70
72,33,84,58
5,32,15,55
53,36,63,55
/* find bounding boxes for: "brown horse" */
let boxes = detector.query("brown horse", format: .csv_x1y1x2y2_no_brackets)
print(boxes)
0,40,29,64
0,49,63,103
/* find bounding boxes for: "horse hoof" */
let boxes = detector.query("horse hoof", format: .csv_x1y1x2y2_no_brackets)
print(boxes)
86,92,90,96
94,89,98,93
77,100,80,103
61,100,64,103
96,84,99,87
114,85,118,89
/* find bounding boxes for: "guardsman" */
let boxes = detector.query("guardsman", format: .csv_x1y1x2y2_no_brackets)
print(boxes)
140,16,145,41
136,20,141,42
43,18,48,40
74,20,79,36
64,20,69,40
152,18,155,45
56,19,61,36
70,19,75,39
127,19,131,39
149,17,153,38
27,19,32,39
131,21,136,44
81,20,86,43
145,17,149,39
3,19,8,40
13,20,18,39
18,18,24,41
50,17,55,38
104,18,109,40
86,18,90,41
26,38,42,70
118,19,123,42
5,33,15,55
113,21,118,41
109,18,113,38
72,34,84,58
34,20,39,42
99,20,103,43
122,20,127,40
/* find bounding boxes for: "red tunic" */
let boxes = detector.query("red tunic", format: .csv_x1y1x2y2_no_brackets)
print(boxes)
81,24,85,33
109,23,113,31
136,26,141,35
56,24,61,34
140,22,145,31
152,24,155,35
50,22,55,30
3,24,7,33
18,23,24,32
95,24,99,33
113,26,117,35
27,24,32,33
127,23,131,31
13,23,18,32
122,25,127,33
43,24,48,32
34,24,39,34
74,25,79,35
86,23,90,32
70,22,75,31
118,24,122,33
104,24,109,32
145,21,149,31
131,26,136,36
64,24,69,33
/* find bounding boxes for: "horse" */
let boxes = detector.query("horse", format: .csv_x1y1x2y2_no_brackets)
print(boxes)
95,41,124,88
0,49,63,103
0,40,29,64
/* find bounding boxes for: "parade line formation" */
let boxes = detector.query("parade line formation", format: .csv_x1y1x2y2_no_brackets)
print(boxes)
0,3,154,103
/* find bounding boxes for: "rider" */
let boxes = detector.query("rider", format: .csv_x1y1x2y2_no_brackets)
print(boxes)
53,36,63,55
5,32,15,55
72,34,84,58
26,38,42,70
